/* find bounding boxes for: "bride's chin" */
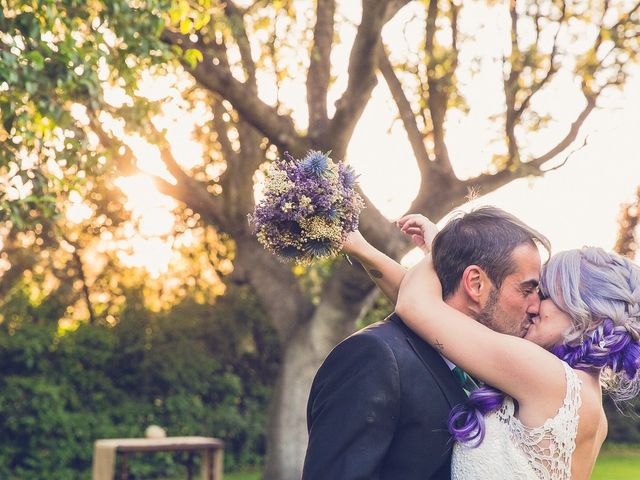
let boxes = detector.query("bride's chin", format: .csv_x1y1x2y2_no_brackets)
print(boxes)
523,327,534,341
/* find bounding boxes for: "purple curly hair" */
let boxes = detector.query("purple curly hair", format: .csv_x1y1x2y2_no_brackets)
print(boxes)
449,247,640,446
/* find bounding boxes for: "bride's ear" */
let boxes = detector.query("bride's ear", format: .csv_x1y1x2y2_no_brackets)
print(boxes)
461,265,493,311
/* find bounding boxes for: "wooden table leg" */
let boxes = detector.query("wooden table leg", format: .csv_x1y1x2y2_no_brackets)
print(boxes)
213,447,223,480
120,452,128,480
200,449,212,480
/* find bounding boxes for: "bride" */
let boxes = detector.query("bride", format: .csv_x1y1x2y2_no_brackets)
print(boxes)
344,213,640,480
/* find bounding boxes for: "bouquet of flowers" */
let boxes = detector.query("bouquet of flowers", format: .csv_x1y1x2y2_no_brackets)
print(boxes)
250,150,365,264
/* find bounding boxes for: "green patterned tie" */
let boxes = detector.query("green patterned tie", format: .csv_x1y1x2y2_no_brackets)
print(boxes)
452,366,478,396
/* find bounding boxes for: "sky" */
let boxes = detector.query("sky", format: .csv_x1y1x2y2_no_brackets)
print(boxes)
344,2,640,257
349,67,640,256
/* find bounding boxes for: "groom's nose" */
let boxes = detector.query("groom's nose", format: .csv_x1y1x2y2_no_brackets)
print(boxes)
527,294,541,315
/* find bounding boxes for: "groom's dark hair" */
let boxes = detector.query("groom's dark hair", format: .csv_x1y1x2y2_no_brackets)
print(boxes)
431,206,551,299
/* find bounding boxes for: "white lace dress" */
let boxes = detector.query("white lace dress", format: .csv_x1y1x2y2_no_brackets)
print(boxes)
451,361,582,480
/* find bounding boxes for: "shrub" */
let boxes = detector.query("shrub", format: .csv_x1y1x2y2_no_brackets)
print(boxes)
0,287,279,479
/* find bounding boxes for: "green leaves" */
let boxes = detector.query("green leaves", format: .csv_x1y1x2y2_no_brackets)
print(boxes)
169,0,215,34
25,51,44,71
184,47,204,68
0,285,278,476
1,0,174,228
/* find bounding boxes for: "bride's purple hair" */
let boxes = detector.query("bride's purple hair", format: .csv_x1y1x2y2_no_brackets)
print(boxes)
449,247,640,446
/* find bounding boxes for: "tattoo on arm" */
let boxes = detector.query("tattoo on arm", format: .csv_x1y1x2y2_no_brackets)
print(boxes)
434,340,444,353
369,269,383,279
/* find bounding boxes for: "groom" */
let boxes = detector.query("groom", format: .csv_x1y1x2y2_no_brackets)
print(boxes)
302,207,550,479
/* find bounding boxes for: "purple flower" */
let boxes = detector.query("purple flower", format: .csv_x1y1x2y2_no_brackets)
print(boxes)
340,164,358,188
300,151,329,177
251,150,365,264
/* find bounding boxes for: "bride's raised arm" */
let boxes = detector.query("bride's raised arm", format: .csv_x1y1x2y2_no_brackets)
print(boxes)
395,257,567,406
342,230,407,304
342,215,437,304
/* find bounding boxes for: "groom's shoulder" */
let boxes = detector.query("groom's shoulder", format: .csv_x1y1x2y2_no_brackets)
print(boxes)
337,313,407,352
316,314,407,378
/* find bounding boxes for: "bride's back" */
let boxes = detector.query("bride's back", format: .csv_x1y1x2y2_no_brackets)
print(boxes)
515,367,608,480
571,371,608,480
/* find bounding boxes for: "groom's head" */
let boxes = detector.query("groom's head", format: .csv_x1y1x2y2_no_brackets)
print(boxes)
431,207,551,337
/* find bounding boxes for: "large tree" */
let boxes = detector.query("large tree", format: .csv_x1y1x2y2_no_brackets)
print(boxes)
2,0,640,478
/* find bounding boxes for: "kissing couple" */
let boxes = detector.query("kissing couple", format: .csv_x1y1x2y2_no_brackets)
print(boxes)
302,207,640,479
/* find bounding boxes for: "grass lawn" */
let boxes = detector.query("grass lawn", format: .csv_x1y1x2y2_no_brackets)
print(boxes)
591,444,640,479
225,470,261,480
224,446,640,480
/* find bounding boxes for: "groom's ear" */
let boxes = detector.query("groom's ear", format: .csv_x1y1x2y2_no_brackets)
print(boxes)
461,265,492,310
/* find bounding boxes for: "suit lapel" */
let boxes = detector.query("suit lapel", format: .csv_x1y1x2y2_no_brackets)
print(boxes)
388,314,467,408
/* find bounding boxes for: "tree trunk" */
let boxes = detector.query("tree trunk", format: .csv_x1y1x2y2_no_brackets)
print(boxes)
262,285,379,480
262,326,328,480
258,206,410,479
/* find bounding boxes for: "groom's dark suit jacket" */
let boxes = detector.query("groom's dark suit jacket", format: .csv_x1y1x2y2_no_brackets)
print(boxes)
302,313,467,480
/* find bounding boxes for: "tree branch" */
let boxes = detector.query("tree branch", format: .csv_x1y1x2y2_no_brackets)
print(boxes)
89,114,228,228
540,134,589,173
212,101,236,163
326,0,410,157
503,0,522,166
227,120,264,227
61,236,96,325
461,94,597,195
88,116,139,176
424,0,458,177
208,98,263,228
161,29,312,157
224,1,258,93
378,44,431,179
527,94,597,166
151,125,200,182
515,1,566,117
307,0,335,139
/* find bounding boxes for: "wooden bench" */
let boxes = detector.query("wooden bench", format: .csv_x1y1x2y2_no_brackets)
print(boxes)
92,436,224,480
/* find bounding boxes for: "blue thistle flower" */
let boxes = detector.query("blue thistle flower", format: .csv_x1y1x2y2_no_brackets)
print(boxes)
280,220,302,235
304,239,334,258
301,151,329,177
277,245,302,261
325,205,340,221
341,165,358,188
